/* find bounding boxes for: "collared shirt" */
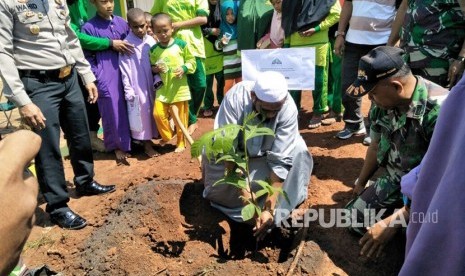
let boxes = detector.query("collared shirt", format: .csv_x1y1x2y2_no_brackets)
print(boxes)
0,0,95,106
401,0,465,65
370,76,448,186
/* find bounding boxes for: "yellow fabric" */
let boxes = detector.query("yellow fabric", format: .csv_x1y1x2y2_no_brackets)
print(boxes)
154,100,188,149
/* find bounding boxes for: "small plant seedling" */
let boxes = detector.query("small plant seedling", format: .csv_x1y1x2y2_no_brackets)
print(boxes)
191,112,289,221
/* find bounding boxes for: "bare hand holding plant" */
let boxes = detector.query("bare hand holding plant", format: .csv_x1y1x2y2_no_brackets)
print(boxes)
191,112,290,241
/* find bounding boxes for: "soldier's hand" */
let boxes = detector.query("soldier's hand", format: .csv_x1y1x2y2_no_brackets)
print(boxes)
112,40,134,55
359,219,398,259
85,82,99,104
352,178,365,197
19,103,46,130
0,130,41,275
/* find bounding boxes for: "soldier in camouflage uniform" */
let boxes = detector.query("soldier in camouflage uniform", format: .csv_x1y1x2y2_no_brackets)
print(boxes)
388,0,465,88
344,46,449,236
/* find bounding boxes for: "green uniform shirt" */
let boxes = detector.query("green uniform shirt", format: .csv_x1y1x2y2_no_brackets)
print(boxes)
150,38,196,103
151,0,209,58
204,37,223,75
236,0,274,50
283,1,340,66
68,0,110,51
370,76,448,187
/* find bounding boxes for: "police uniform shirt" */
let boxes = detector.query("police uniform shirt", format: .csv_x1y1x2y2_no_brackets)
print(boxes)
0,0,96,106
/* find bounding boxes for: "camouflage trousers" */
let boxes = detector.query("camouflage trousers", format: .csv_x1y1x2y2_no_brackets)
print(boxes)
406,50,451,88
345,177,404,236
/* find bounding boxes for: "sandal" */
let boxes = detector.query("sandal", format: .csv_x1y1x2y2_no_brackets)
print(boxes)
321,112,343,126
308,115,322,129
203,109,213,117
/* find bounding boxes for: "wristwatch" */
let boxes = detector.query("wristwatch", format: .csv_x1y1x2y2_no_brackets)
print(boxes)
335,31,346,38
456,56,465,64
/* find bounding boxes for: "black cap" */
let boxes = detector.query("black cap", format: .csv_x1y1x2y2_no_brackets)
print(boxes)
346,46,406,98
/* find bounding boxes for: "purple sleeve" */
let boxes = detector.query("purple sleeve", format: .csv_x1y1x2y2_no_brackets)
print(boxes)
118,53,136,101
400,162,423,199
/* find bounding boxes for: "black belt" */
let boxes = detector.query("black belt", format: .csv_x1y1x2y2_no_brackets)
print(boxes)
19,65,75,81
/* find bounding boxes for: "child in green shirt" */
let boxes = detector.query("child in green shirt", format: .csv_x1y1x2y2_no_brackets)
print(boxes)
151,0,209,134
150,13,196,153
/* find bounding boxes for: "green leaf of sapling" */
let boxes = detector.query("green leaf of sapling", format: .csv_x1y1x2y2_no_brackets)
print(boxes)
241,203,256,221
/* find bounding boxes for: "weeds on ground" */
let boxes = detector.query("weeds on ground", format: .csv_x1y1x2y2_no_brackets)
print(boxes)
24,231,56,251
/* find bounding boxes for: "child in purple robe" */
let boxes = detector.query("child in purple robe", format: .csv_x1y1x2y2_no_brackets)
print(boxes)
119,8,159,157
82,0,132,163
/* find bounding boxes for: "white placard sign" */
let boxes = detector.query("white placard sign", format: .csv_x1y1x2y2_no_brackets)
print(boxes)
241,47,315,90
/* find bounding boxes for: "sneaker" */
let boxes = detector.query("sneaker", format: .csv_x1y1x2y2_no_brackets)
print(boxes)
335,126,366,140
362,135,372,146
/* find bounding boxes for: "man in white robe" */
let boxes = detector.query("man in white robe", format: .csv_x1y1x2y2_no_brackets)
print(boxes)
202,71,313,239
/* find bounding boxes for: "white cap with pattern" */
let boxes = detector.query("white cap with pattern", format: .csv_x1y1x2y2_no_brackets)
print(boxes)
253,71,288,103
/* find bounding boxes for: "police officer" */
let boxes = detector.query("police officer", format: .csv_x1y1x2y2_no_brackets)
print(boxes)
0,0,115,229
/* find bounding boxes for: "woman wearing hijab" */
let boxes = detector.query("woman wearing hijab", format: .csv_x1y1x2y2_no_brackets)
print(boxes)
282,0,341,129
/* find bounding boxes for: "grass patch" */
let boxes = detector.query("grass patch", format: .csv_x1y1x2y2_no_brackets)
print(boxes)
24,231,56,251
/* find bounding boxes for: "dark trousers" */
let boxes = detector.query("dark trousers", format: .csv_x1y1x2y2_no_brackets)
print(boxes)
203,71,224,110
341,43,382,130
289,65,329,114
187,57,207,125
78,77,101,132
21,69,94,212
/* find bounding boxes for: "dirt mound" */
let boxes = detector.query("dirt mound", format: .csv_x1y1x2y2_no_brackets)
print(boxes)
73,181,305,275
22,92,405,275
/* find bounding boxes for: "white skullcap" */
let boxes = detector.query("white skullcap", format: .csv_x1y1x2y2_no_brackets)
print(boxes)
253,71,288,103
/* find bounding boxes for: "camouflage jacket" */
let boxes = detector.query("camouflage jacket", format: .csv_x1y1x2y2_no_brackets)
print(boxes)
400,0,465,65
370,76,449,185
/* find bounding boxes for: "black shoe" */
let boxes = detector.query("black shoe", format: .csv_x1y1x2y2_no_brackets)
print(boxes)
76,181,116,196
50,209,87,230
